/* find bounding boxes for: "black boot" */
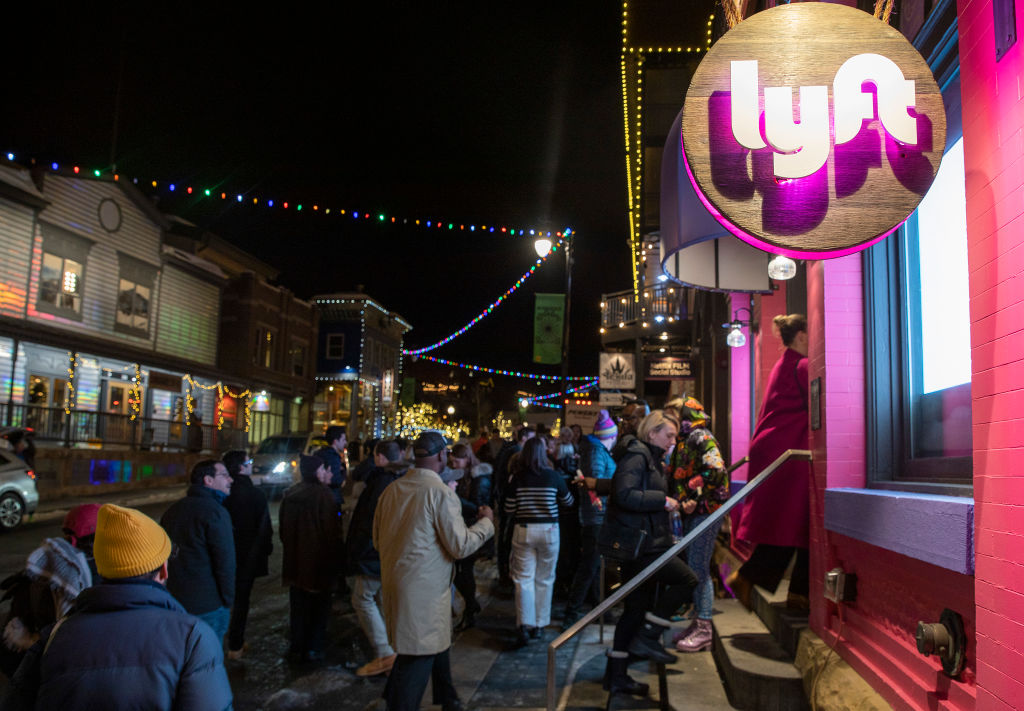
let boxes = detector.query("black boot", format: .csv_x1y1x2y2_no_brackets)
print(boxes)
626,613,677,664
603,650,649,696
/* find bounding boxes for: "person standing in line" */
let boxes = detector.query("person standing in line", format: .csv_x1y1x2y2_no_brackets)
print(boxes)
493,426,535,591
729,314,811,609
0,504,232,711
347,440,410,677
160,459,236,642
611,400,650,462
222,449,273,661
374,431,494,711
665,398,729,652
505,437,574,647
279,453,342,664
562,410,618,631
451,442,493,632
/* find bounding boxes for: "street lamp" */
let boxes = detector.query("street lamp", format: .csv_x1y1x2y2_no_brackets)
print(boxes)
534,237,553,258
447,405,455,415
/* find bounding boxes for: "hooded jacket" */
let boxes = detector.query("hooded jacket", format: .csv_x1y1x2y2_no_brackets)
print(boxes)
604,437,673,556
1,581,232,711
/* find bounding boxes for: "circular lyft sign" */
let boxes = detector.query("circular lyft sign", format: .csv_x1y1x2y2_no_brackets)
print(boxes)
681,2,946,258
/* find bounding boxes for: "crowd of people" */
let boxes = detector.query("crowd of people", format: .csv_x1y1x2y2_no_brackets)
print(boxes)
0,313,812,710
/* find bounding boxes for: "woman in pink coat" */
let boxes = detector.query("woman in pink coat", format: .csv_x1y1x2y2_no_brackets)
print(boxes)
728,314,810,609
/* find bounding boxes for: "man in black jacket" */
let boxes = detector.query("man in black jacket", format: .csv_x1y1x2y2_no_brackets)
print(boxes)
160,459,236,642
223,450,273,660
347,440,410,677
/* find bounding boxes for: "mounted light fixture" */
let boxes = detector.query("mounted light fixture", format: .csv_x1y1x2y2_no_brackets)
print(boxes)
768,254,798,280
723,306,754,348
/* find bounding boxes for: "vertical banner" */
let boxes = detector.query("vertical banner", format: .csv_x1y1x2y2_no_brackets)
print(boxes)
533,293,565,364
400,377,416,407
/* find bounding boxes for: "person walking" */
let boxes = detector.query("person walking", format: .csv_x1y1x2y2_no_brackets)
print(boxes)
505,437,574,646
666,398,729,652
222,449,273,660
730,314,811,609
603,410,698,697
279,453,342,663
347,440,410,677
160,459,236,642
0,504,232,711
374,431,494,711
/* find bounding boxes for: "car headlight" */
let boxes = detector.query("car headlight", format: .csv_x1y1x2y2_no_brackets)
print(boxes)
272,462,287,474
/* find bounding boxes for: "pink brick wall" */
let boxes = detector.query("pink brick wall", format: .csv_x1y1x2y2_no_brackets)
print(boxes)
806,256,977,709
959,0,1024,705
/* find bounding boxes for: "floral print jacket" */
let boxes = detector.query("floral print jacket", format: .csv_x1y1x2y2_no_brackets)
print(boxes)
668,426,730,515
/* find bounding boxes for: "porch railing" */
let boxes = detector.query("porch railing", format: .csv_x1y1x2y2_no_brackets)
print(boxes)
600,284,685,329
545,448,813,711
2,403,248,452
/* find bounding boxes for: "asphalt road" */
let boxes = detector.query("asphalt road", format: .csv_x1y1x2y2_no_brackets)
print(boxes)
0,497,389,710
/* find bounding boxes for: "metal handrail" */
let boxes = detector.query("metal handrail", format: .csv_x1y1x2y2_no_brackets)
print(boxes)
545,448,813,711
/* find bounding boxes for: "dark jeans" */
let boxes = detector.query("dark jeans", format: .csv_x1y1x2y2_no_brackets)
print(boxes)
288,587,331,655
453,553,479,613
228,573,256,651
565,524,601,615
555,509,581,596
739,544,809,596
613,553,698,651
383,648,459,711
498,499,513,584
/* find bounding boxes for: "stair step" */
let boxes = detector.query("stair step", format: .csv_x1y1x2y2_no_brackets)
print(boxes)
712,599,809,711
751,586,810,659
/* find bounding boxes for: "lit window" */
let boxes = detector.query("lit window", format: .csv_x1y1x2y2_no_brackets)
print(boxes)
40,253,83,313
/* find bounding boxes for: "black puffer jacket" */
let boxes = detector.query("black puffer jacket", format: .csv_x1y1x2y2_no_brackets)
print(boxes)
603,438,672,556
223,475,273,579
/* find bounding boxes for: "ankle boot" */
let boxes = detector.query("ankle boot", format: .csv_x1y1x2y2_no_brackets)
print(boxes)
603,650,649,696
676,618,713,652
671,618,697,644
627,613,677,664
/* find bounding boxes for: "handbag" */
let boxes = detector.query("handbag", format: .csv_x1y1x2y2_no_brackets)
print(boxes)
597,521,647,561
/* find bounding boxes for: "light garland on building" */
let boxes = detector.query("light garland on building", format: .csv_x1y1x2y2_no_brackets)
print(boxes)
1,157,573,240
522,378,599,406
403,236,568,355
415,355,596,382
64,352,78,414
184,374,253,432
128,364,142,421
396,402,469,442
491,411,513,439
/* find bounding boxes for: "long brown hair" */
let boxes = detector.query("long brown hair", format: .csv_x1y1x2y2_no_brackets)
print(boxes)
517,437,552,475
773,313,807,346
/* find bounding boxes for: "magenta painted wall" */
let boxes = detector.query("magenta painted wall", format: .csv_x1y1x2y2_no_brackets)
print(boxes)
804,255,976,710
957,0,1024,705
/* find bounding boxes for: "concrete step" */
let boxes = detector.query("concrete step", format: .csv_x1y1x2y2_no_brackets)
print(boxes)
712,599,809,711
751,586,810,659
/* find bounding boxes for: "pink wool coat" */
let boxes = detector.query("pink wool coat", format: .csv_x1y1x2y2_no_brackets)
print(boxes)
735,347,811,548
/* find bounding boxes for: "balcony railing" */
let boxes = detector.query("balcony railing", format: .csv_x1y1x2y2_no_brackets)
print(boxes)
600,284,685,329
2,403,247,452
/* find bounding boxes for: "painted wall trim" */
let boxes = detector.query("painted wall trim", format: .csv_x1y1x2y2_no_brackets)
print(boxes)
825,488,974,574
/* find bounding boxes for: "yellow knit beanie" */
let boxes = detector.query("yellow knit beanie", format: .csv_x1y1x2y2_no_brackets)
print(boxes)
94,504,172,579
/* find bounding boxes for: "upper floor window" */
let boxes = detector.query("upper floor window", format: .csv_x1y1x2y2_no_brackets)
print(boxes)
289,342,307,377
325,334,345,360
114,254,158,338
40,253,83,314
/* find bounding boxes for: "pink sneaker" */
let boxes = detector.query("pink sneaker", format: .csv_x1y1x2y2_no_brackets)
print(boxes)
671,619,697,644
676,619,713,652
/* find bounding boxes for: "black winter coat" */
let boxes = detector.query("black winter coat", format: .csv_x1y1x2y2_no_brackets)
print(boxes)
604,438,673,556
346,462,410,577
223,475,273,579
160,485,236,615
0,581,233,711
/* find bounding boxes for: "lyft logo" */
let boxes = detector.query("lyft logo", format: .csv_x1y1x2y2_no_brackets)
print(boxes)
730,54,918,179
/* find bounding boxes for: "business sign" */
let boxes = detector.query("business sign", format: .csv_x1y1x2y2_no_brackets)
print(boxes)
681,3,945,257
599,391,632,407
599,352,636,390
645,357,692,380
564,402,604,433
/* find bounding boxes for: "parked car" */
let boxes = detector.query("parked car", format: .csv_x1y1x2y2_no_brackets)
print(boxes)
252,432,323,498
0,429,39,531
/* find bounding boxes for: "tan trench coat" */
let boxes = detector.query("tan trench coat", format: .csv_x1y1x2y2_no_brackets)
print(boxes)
373,466,494,655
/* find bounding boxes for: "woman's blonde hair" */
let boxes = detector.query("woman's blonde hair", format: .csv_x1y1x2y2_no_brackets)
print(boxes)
637,409,678,443
773,313,807,346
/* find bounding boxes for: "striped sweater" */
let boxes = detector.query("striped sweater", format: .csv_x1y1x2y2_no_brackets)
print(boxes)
504,467,574,524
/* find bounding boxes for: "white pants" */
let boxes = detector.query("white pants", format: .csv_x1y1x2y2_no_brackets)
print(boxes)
510,523,560,628
352,575,394,658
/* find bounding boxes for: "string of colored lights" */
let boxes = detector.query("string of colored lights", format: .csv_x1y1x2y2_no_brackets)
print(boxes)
523,379,599,406
1,155,572,239
415,355,596,382
402,236,568,355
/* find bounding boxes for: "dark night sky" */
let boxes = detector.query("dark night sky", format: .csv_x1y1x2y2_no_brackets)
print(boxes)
3,4,631,385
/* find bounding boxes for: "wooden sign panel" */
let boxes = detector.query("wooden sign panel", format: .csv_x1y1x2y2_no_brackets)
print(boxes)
681,3,945,257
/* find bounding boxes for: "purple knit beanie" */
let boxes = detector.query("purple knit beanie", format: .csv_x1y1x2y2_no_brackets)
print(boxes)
593,409,618,441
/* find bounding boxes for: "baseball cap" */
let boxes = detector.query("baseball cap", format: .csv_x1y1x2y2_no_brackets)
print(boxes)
413,431,447,457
